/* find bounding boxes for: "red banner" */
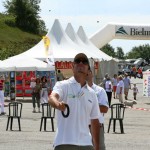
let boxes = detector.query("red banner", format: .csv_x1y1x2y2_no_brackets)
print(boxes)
55,61,98,69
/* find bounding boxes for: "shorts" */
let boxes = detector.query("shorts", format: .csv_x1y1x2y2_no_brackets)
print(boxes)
113,86,117,92
124,88,129,94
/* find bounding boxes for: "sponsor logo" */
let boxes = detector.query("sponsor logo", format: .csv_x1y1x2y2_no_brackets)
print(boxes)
116,27,128,35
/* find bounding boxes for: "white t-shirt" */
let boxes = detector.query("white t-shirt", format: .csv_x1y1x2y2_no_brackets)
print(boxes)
112,78,118,86
52,77,100,147
116,80,124,94
91,83,109,123
30,81,36,88
105,80,112,92
132,87,138,93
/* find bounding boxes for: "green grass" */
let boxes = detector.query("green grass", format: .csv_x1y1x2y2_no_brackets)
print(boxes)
0,13,42,59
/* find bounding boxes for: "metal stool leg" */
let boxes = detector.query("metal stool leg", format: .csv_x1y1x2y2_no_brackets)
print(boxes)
40,118,43,131
10,118,13,130
6,117,10,131
18,118,21,131
107,119,111,133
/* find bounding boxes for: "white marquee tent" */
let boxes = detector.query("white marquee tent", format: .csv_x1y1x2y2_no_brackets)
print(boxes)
77,26,112,60
2,56,55,71
0,61,15,71
65,23,111,61
15,19,112,62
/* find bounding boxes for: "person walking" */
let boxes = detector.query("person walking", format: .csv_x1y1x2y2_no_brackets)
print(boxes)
112,74,118,99
87,69,109,150
137,67,143,79
116,75,124,104
48,53,100,150
41,76,49,104
102,73,109,89
132,65,137,78
30,77,41,113
0,75,5,115
123,73,131,100
105,76,112,107
132,84,139,100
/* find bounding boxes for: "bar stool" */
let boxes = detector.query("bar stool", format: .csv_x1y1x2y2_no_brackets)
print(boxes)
40,103,55,132
107,103,126,134
6,102,23,131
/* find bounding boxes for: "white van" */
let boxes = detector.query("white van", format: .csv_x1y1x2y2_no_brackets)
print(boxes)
133,58,145,67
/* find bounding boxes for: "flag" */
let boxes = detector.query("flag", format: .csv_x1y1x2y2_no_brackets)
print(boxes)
42,36,55,66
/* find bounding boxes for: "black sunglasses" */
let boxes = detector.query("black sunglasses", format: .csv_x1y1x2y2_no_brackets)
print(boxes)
74,59,89,65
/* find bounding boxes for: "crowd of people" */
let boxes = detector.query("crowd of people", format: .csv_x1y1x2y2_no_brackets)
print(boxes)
102,72,139,107
30,75,50,113
130,65,143,79
0,52,141,150
39,53,140,150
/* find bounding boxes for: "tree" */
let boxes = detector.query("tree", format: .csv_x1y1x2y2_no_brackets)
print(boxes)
116,47,124,59
3,0,46,34
101,44,116,57
127,44,150,59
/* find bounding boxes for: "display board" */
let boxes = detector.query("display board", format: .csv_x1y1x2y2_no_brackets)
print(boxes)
143,71,150,97
10,71,16,100
16,71,35,97
36,71,56,95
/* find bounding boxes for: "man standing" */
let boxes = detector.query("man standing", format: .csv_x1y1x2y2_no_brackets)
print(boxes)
49,53,100,150
0,75,5,115
87,69,109,150
123,73,131,100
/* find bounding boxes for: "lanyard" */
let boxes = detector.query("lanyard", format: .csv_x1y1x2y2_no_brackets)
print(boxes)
61,104,70,118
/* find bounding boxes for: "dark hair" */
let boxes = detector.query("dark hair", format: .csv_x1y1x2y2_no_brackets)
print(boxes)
74,53,89,66
36,78,41,83
41,76,47,82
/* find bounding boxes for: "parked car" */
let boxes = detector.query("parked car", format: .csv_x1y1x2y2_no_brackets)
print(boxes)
122,68,131,75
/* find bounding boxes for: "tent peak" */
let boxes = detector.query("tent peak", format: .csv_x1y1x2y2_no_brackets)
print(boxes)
50,19,65,44
77,26,88,43
65,23,76,42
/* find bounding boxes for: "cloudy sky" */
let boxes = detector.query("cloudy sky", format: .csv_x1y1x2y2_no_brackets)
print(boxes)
1,0,150,53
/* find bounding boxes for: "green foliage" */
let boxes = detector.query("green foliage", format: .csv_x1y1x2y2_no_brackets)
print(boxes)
0,13,42,60
116,47,124,59
3,0,46,34
126,44,150,59
101,44,116,57
0,39,40,60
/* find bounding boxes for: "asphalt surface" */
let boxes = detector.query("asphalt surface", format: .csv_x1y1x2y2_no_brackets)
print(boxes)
0,77,150,150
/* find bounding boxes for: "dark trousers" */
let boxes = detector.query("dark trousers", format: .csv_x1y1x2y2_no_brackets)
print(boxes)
32,93,40,108
106,91,112,107
55,145,94,150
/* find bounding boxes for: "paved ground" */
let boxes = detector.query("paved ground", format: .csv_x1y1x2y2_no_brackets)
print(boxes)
0,77,150,150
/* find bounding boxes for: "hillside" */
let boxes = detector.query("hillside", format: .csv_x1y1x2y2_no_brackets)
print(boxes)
0,13,43,60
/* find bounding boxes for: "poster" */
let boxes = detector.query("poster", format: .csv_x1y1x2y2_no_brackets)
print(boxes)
143,71,150,97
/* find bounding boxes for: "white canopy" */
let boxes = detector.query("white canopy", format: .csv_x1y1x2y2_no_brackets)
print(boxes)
16,19,112,62
0,61,16,71
2,56,55,71
77,26,112,61
65,23,112,61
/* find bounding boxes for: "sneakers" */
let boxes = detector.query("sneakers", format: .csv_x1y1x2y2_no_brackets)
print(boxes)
32,108,41,113
32,108,36,113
